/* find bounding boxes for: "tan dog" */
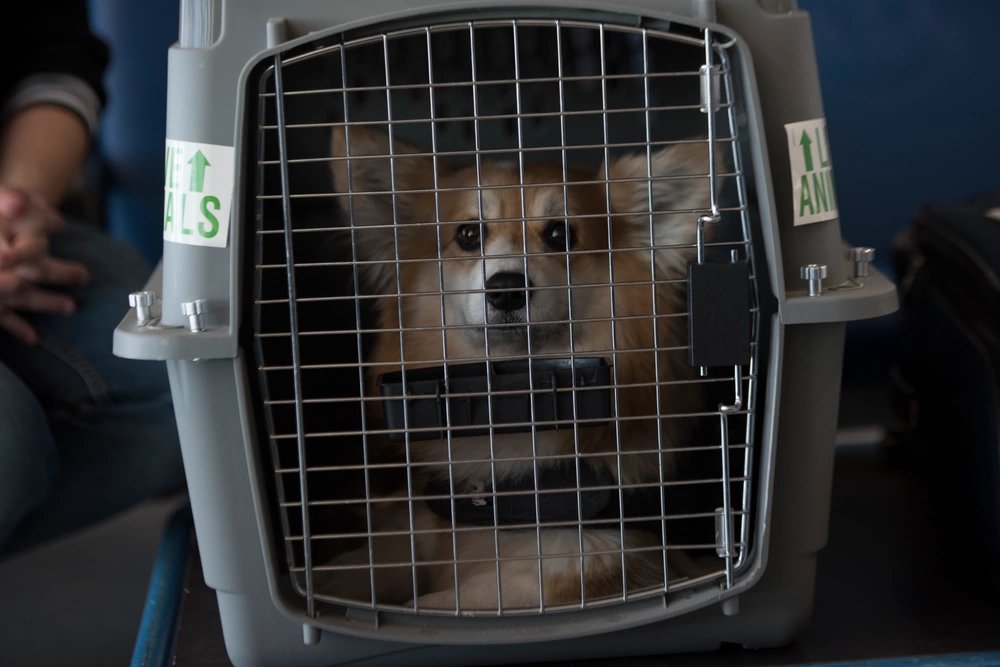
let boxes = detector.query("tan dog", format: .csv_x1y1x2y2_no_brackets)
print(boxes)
320,126,713,612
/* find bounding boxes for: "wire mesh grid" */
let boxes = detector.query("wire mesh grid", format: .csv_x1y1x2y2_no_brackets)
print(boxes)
248,13,762,620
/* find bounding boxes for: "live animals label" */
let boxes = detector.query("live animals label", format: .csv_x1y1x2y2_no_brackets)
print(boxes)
163,140,235,247
785,118,839,226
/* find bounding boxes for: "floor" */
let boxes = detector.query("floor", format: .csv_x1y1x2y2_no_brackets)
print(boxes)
0,495,185,667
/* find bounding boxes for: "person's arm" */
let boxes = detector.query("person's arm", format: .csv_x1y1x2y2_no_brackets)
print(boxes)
0,1,108,344
0,103,90,207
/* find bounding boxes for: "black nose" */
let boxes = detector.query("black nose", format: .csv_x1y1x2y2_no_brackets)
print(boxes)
485,272,532,311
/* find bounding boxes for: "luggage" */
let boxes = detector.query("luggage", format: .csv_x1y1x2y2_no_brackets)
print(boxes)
890,187,1000,590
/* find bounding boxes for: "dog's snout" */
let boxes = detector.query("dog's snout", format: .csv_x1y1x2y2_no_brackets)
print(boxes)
485,272,532,311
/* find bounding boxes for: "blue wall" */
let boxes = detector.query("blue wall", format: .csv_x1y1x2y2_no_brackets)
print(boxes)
799,0,1000,269
89,1,178,263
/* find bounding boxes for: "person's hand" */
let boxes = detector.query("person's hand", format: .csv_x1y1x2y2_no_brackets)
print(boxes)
0,186,91,344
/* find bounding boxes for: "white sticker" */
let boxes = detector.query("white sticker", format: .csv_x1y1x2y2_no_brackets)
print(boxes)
162,139,235,248
785,118,839,226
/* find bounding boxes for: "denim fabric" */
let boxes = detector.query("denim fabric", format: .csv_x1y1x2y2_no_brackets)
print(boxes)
0,223,185,554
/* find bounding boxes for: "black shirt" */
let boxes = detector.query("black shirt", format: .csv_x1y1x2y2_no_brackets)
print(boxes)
3,2,109,108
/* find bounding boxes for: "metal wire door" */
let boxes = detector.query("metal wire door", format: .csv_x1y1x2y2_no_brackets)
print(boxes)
249,10,762,623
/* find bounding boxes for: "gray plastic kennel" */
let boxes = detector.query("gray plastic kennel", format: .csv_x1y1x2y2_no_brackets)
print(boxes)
115,1,898,665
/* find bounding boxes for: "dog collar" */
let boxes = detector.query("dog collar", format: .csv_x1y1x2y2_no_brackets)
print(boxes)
423,463,618,527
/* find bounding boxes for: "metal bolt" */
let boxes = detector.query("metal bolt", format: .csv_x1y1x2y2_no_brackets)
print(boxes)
181,299,207,333
849,247,875,279
128,291,156,326
800,264,828,297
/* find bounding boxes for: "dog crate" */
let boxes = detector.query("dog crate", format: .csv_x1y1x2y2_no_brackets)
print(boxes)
115,1,897,665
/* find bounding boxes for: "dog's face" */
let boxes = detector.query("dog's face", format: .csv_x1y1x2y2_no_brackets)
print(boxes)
331,126,713,358
428,162,612,353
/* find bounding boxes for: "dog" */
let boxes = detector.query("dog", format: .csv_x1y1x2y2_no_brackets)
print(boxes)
319,125,714,612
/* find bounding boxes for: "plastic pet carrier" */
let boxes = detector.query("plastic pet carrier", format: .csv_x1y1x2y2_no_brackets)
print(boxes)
115,1,897,665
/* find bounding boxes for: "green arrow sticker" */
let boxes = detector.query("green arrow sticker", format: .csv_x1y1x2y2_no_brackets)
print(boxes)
188,150,211,193
785,118,838,226
799,130,814,172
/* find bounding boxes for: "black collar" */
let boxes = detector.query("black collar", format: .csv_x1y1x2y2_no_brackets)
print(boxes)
425,463,652,527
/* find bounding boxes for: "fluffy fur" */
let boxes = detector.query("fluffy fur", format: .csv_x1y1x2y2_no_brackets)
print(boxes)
320,126,713,611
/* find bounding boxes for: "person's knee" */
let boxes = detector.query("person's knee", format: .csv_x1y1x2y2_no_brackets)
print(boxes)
50,223,153,291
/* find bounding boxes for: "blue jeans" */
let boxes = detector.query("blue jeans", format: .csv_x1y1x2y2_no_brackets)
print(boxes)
0,224,185,554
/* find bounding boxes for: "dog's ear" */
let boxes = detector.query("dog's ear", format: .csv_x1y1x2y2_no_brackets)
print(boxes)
330,126,436,271
604,141,721,274
330,124,434,224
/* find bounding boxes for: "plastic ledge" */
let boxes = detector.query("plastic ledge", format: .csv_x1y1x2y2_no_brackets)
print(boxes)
113,263,238,361
114,318,238,361
780,266,898,325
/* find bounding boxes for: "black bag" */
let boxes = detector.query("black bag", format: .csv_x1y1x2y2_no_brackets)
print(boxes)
889,187,1000,590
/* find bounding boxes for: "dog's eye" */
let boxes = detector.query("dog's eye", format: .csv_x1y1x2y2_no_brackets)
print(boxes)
543,219,576,251
455,223,484,251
